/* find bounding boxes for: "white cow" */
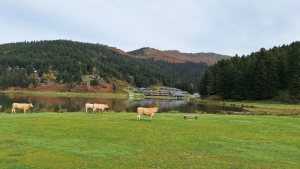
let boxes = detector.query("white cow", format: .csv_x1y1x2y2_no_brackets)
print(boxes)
85,103,94,113
12,103,33,114
137,107,159,121
93,104,109,113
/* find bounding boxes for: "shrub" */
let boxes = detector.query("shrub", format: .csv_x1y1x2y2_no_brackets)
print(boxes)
220,110,228,115
167,110,179,113
5,109,12,113
195,110,206,114
236,112,244,115
57,109,68,113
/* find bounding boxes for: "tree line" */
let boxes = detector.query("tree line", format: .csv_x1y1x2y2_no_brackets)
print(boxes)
199,41,300,100
0,40,208,93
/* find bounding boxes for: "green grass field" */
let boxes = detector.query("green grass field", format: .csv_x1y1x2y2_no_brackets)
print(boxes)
0,112,299,168
197,99,300,110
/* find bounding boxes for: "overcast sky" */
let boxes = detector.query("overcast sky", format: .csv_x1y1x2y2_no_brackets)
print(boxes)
0,0,299,56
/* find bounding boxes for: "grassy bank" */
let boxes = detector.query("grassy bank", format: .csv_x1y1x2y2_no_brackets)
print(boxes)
0,91,128,98
0,112,299,168
197,99,300,109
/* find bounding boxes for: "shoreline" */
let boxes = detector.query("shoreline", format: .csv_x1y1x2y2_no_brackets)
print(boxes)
0,90,128,98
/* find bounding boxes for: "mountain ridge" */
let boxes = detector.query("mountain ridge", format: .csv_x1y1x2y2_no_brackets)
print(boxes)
127,47,231,65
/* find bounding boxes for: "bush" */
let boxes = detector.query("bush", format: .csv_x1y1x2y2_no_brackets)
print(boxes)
206,95,221,101
195,110,206,114
57,109,68,113
273,94,300,104
5,109,12,113
167,110,180,113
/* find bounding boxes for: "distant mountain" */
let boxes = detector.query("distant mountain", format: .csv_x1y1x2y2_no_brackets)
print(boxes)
127,47,231,65
127,47,186,63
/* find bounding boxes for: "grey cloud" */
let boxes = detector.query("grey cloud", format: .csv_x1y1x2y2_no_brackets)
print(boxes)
0,0,299,56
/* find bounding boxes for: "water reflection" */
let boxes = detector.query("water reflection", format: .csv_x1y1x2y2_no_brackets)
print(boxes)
0,93,242,113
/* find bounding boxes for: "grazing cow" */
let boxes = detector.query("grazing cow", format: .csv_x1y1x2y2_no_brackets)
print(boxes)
12,103,33,114
0,105,2,109
137,107,159,121
93,104,109,113
85,103,94,113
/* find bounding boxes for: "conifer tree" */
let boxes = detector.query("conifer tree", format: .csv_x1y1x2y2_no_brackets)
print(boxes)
253,60,269,99
205,69,214,96
289,56,300,95
231,70,246,100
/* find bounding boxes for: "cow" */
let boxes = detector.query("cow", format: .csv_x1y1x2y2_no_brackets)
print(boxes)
93,104,109,114
85,103,94,113
137,107,159,121
0,105,2,109
12,103,33,114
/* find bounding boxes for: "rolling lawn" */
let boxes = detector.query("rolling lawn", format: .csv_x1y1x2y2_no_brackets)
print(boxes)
0,113,299,168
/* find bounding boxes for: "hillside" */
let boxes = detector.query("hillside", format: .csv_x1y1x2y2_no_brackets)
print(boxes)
127,47,231,65
164,50,231,65
0,40,208,93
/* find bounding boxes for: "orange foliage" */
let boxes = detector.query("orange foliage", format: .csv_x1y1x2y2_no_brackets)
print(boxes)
107,47,130,56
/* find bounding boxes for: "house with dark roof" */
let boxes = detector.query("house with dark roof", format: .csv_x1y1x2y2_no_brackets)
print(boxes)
36,78,41,83
170,92,185,97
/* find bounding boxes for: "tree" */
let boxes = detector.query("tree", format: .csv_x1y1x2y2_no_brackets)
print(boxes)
231,70,246,100
128,76,134,84
25,65,34,75
113,83,116,91
253,60,269,99
39,65,44,77
56,73,62,82
289,56,300,95
63,71,70,84
92,75,99,86
205,69,214,96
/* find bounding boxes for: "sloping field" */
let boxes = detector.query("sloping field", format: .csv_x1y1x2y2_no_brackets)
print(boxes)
0,113,299,168
164,50,231,65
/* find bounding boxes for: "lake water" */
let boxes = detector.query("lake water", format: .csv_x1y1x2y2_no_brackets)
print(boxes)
0,93,243,113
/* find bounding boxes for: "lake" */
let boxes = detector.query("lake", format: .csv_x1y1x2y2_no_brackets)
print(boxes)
0,93,243,113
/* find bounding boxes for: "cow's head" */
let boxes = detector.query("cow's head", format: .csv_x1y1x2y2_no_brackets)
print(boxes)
30,103,33,107
155,107,159,112
105,104,109,108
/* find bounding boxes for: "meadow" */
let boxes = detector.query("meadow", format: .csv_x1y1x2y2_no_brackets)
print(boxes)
0,112,299,168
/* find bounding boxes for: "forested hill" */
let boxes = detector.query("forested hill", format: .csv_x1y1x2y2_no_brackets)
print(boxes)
0,40,209,92
200,41,300,100
127,47,231,65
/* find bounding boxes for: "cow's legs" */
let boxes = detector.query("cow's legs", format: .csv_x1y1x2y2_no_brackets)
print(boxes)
12,108,14,114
